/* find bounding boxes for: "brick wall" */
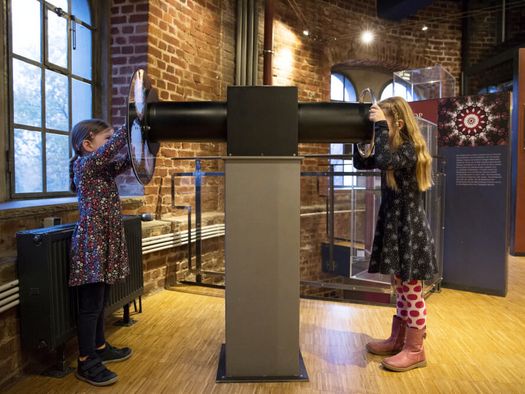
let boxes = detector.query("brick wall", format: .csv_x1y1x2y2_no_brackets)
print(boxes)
110,0,150,196
463,0,525,94
463,0,499,69
112,0,236,213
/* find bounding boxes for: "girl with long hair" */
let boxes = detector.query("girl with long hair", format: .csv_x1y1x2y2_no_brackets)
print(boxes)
354,96,437,372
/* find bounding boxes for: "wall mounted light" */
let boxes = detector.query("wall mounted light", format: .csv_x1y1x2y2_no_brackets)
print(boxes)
422,25,429,31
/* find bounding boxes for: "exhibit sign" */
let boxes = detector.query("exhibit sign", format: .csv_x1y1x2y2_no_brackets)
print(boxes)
438,93,510,295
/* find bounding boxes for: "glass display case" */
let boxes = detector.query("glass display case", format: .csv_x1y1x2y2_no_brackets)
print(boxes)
392,65,456,101
299,118,444,305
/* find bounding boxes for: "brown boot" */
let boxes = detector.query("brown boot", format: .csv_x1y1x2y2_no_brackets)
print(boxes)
381,326,427,372
366,316,407,356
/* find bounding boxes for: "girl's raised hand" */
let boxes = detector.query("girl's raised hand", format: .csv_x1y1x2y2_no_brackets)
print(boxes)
369,103,386,122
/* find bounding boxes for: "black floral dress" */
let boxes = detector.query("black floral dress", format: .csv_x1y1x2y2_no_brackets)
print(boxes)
353,121,437,281
69,126,131,286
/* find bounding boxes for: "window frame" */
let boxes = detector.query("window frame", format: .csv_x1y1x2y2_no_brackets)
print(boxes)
330,72,357,103
379,79,418,102
5,0,107,200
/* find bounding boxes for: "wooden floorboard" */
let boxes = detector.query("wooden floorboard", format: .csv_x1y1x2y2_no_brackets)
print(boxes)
5,256,525,393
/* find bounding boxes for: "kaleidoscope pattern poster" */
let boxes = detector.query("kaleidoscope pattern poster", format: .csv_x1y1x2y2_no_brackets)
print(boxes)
438,92,510,147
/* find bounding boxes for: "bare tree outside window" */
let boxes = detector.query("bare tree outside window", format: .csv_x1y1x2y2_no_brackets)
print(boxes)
9,0,94,197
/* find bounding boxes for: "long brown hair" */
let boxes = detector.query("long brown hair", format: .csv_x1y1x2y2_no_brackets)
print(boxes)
377,97,432,191
70,119,110,192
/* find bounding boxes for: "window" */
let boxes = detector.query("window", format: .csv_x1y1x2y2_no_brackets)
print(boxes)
380,81,417,101
329,72,358,188
330,73,357,102
8,0,94,197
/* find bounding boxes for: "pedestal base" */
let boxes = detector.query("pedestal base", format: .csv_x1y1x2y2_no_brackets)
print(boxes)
215,344,309,383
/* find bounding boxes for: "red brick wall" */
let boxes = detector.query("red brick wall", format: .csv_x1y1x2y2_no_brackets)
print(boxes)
112,0,236,212
463,0,525,94
464,0,499,69
110,0,149,196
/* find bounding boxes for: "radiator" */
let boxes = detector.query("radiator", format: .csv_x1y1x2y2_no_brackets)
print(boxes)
16,215,143,351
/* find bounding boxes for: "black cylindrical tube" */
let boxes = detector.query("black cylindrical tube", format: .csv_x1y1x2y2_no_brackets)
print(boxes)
298,102,373,143
145,101,373,144
147,101,227,142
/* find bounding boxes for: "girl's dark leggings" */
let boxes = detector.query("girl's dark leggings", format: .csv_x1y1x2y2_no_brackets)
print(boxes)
77,282,110,358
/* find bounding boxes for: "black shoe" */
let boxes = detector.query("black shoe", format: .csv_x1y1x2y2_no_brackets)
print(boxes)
96,342,133,364
76,355,118,386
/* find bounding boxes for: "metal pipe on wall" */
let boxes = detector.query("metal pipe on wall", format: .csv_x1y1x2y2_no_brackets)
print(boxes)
241,0,247,84
251,0,259,85
235,0,242,84
236,0,259,85
263,0,274,85
247,0,254,84
0,280,20,314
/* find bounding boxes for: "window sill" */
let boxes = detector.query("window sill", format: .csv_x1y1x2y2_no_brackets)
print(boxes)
0,196,143,219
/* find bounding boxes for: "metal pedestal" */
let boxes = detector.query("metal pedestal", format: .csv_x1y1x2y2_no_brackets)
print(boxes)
217,157,308,382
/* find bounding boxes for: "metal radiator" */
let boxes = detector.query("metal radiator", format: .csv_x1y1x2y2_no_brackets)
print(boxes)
16,215,143,351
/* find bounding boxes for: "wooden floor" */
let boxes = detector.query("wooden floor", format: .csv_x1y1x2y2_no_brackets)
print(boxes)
6,256,525,393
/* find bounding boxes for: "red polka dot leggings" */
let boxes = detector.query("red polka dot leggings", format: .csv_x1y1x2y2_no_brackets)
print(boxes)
394,276,427,329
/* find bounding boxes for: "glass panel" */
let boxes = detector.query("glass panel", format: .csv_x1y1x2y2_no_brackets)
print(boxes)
48,0,68,11
72,0,91,24
11,0,41,61
330,73,344,101
46,70,69,131
72,79,92,127
47,9,68,68
13,59,42,127
14,129,43,193
330,143,344,186
380,82,394,100
380,82,415,101
46,133,70,191
344,81,357,102
72,22,92,80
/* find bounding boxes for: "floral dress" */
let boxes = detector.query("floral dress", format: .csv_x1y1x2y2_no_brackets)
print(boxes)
353,121,438,281
69,126,132,286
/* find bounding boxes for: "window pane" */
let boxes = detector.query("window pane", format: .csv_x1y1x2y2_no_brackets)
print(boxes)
13,59,42,127
47,9,68,68
381,82,415,101
46,70,69,131
380,82,394,100
48,0,68,11
46,133,70,191
330,73,344,101
72,79,92,127
72,23,92,80
72,0,91,24
393,82,414,101
344,81,357,102
12,0,41,61
14,129,43,193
